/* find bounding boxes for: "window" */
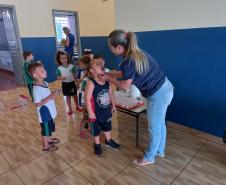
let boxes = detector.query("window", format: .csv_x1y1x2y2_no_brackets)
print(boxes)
54,16,68,44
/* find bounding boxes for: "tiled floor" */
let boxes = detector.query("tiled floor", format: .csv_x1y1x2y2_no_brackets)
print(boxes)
0,83,226,185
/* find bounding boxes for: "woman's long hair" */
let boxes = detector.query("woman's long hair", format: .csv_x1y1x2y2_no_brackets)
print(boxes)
109,29,148,74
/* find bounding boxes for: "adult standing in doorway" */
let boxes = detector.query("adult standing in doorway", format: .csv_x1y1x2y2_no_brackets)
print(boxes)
102,29,174,166
63,27,75,59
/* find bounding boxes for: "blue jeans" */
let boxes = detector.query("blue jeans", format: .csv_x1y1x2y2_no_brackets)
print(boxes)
144,78,174,161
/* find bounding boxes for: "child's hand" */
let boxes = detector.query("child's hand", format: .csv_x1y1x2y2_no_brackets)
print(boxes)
61,76,66,80
56,89,61,95
89,113,96,122
112,106,117,113
76,79,82,86
50,90,60,99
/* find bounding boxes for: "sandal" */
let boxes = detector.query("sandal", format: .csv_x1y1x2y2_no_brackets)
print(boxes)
42,145,58,151
76,107,83,112
49,138,60,145
68,111,73,116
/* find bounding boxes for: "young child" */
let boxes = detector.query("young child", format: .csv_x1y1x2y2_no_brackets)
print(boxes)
56,51,82,115
76,56,92,137
83,48,94,60
28,62,60,151
85,58,120,156
76,55,91,107
23,51,34,101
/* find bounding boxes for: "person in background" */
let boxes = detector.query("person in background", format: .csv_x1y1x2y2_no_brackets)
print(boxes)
56,51,82,116
23,51,34,101
63,27,76,59
83,48,94,60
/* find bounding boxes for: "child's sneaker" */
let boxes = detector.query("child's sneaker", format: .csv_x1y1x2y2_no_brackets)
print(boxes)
105,139,120,150
94,143,102,156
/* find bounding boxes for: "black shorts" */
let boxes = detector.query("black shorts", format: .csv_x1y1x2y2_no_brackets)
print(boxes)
40,119,55,136
90,120,112,137
62,81,77,96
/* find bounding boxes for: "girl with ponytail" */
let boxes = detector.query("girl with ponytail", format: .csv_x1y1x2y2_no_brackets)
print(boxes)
103,29,174,166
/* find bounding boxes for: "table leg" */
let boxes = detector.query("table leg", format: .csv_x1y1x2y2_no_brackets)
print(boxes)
136,115,139,147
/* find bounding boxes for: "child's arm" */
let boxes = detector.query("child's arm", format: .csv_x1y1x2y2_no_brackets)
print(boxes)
35,90,59,107
56,68,66,81
109,83,116,112
85,80,96,119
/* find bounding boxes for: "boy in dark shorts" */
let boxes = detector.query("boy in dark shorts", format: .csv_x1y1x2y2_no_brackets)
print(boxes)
28,62,60,151
85,58,120,156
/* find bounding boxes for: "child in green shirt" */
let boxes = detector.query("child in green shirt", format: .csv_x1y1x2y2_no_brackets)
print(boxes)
23,51,34,101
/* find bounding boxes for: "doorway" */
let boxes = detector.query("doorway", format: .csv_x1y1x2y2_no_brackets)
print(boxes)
52,10,81,63
0,5,24,91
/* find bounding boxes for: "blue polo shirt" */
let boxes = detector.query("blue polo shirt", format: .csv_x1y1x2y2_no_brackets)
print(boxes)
120,50,165,98
65,33,75,56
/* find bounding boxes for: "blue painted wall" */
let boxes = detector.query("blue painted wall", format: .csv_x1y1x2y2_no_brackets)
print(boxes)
20,27,226,137
80,36,117,69
21,36,117,82
21,37,57,82
135,27,226,137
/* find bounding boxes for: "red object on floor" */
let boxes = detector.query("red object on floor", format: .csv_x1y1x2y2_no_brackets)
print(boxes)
19,95,30,99
9,104,27,109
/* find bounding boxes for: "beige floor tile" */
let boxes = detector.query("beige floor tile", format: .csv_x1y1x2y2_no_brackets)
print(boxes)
0,170,23,185
0,153,11,174
172,142,226,185
74,151,129,185
134,129,206,184
104,134,144,163
15,152,69,185
43,168,92,185
1,86,225,185
55,139,92,165
107,165,160,185
2,142,44,168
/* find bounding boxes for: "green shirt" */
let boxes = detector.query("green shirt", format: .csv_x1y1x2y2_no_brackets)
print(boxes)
23,60,33,84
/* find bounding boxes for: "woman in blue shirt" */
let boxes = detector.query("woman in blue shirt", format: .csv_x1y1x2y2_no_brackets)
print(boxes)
63,27,75,58
102,29,174,166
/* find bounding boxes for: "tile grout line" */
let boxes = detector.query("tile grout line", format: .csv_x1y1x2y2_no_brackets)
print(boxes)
42,152,95,185
169,140,208,185
72,167,95,185
40,166,72,185
132,165,162,184
103,163,133,185
12,168,26,185
11,151,50,170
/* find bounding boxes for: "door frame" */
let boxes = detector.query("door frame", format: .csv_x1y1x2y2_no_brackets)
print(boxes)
0,4,24,85
52,9,82,57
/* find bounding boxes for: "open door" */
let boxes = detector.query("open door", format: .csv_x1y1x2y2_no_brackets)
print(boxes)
0,5,24,90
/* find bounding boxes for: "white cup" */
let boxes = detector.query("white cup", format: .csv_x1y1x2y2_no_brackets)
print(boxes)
129,85,141,99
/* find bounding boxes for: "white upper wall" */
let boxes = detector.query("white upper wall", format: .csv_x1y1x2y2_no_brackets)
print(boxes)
115,0,226,31
0,0,115,37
